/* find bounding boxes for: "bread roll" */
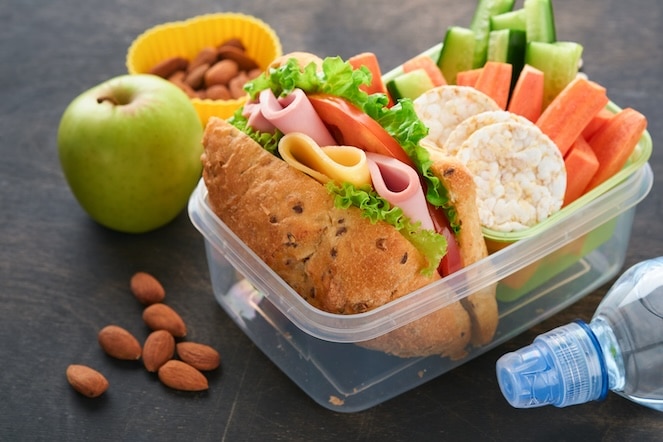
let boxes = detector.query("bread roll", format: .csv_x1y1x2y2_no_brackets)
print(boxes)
201,117,497,358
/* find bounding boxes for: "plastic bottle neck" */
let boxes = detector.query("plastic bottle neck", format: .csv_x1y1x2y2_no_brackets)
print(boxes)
496,321,609,408
587,315,626,392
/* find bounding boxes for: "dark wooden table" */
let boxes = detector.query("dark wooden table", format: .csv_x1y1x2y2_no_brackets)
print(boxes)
2,0,662,440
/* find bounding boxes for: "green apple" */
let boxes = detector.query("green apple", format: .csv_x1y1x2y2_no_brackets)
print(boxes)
57,74,204,233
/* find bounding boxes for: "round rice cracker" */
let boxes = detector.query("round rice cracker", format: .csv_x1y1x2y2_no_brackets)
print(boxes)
413,85,501,155
444,110,532,157
454,120,566,232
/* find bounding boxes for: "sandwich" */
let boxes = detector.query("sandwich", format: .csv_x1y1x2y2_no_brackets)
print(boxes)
200,52,497,358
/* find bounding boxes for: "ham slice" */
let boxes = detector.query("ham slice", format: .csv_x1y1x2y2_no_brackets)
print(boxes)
251,88,336,146
243,100,275,133
366,152,434,230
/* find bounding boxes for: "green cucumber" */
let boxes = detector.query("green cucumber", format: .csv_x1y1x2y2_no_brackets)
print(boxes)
469,0,516,68
524,0,556,42
488,29,526,64
490,8,526,31
525,41,583,106
437,26,476,84
386,69,436,101
487,28,526,89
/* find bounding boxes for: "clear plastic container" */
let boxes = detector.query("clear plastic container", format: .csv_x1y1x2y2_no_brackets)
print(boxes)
188,44,653,412
188,159,652,412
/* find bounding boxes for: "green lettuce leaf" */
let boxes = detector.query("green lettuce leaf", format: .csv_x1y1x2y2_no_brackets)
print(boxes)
244,56,373,105
326,182,447,276
229,107,282,156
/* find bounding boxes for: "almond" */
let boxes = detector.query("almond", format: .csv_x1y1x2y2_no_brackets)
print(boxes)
167,70,186,83
98,325,142,360
176,342,221,371
205,84,232,100
204,59,239,87
142,303,187,337
184,63,209,90
142,330,175,372
130,271,165,305
170,77,198,98
149,56,189,79
217,45,259,71
217,38,245,52
228,71,249,99
66,364,109,398
158,360,208,391
188,46,218,72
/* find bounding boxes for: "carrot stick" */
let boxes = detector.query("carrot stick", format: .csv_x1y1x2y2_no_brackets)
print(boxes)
473,61,512,109
535,77,609,156
507,65,544,122
582,107,613,140
402,54,447,87
456,68,483,87
584,107,647,192
348,52,393,105
562,135,599,206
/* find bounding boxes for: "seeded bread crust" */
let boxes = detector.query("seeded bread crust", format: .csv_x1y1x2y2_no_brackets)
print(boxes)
431,159,498,346
201,117,496,358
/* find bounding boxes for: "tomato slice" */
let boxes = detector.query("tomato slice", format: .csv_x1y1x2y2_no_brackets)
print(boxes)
307,94,414,167
427,203,463,277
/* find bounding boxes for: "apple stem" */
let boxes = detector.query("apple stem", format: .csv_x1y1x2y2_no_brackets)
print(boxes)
97,96,119,106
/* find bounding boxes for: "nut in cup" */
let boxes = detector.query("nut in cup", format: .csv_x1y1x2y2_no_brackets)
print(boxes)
126,13,282,126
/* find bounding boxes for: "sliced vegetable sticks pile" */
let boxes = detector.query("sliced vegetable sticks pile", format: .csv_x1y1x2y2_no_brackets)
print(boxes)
351,0,649,208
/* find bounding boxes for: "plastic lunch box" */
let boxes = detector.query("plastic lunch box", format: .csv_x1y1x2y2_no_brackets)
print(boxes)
188,47,654,412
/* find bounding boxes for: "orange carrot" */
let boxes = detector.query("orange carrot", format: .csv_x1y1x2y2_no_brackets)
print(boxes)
582,107,614,140
584,107,647,192
562,136,599,206
402,54,447,87
536,77,609,156
507,65,544,122
456,68,483,87
473,61,512,109
348,52,393,105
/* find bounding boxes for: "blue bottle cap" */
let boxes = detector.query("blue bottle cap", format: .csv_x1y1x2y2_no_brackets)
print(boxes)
496,321,608,409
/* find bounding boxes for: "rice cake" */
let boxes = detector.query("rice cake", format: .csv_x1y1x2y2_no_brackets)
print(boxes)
454,121,566,232
443,110,531,157
414,85,500,155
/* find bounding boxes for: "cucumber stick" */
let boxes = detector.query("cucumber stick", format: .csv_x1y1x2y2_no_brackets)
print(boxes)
526,41,583,106
487,29,526,88
469,0,515,68
386,69,436,101
488,29,526,65
437,26,476,84
490,9,526,31
524,0,556,42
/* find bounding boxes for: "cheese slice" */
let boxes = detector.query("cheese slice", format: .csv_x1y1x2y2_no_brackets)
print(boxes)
278,132,371,187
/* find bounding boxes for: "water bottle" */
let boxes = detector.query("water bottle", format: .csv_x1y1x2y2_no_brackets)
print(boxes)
496,257,663,411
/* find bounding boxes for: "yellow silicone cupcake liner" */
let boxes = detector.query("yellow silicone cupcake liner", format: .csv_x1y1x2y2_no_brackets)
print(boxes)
127,13,282,125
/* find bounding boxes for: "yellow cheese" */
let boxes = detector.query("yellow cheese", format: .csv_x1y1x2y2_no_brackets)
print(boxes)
278,132,371,187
